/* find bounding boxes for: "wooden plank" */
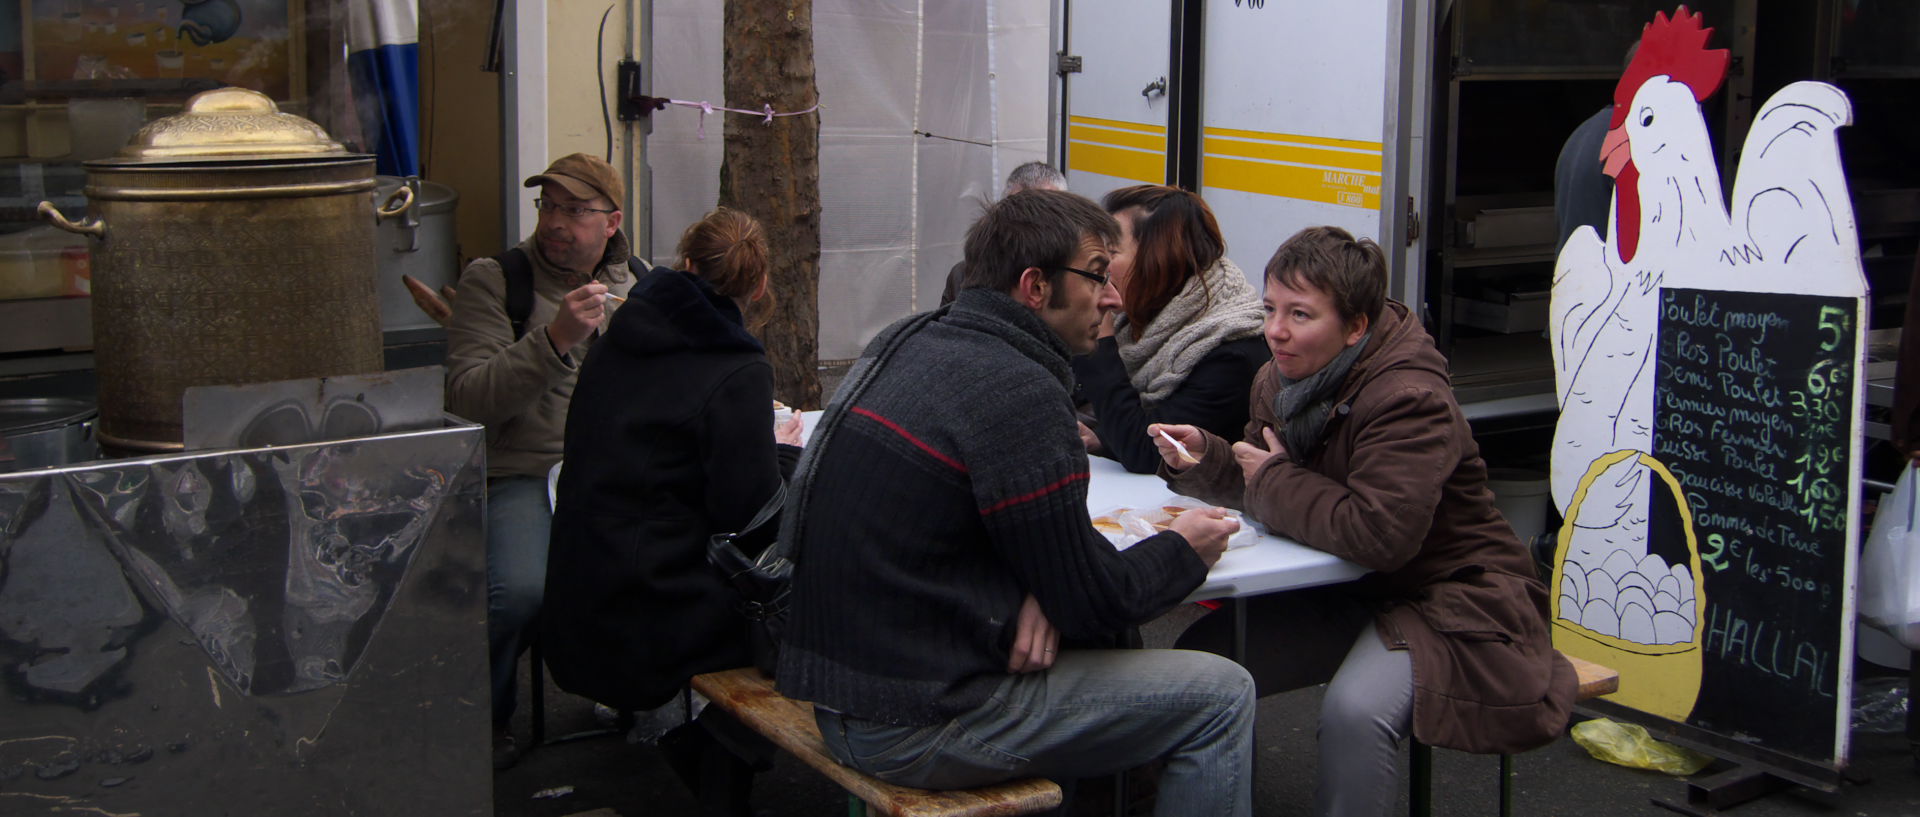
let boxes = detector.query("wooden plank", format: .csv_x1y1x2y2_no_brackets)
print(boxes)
1564,654,1620,700
692,668,1062,817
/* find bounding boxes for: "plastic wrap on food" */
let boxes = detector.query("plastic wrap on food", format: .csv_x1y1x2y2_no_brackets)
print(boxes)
1091,497,1258,551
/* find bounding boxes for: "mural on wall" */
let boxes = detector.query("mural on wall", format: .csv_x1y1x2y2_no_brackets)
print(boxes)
1548,5,1864,762
29,0,291,98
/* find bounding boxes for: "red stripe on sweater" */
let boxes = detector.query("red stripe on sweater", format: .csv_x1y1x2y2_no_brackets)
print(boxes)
980,472,1088,516
850,407,969,473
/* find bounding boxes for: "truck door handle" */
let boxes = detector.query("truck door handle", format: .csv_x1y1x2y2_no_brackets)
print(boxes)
1141,76,1167,99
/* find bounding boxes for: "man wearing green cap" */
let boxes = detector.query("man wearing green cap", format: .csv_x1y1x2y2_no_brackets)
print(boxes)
444,152,638,769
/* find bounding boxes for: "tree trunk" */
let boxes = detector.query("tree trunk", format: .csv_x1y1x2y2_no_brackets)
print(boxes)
721,0,823,410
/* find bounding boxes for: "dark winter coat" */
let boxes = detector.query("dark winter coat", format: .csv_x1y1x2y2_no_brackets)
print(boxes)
1073,335,1269,473
542,267,800,710
776,289,1208,726
1167,301,1577,754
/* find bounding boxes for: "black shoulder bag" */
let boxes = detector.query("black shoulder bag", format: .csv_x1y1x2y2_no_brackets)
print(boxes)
704,305,951,677
706,480,790,676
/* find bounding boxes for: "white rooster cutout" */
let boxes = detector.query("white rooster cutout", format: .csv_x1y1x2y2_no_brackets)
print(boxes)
1548,6,1864,721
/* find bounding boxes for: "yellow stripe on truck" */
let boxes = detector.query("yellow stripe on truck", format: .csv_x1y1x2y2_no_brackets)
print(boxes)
1069,123,1167,152
1202,126,1381,151
1069,142,1165,184
1203,137,1381,173
1066,116,1166,184
1203,155,1381,210
1202,128,1383,210
1070,115,1165,134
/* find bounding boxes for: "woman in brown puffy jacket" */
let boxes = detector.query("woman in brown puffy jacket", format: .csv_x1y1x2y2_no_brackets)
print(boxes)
1150,226,1575,817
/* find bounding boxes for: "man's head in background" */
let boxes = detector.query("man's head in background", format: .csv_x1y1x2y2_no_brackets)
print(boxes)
1003,161,1067,198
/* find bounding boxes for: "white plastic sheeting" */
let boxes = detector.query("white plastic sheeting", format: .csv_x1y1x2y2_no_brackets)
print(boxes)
646,0,1051,361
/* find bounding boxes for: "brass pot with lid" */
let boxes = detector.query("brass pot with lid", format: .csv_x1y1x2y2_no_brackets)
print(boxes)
40,87,413,454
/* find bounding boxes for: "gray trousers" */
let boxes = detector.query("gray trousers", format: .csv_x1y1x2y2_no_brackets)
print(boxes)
816,649,1256,817
1176,586,1415,817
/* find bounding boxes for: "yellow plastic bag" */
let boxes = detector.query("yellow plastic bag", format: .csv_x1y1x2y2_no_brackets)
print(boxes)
1570,718,1714,775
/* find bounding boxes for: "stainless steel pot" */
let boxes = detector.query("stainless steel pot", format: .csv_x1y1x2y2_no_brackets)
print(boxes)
374,175,459,332
38,88,413,454
0,397,98,470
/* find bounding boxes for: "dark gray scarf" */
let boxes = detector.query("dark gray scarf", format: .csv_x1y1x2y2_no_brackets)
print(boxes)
1271,333,1371,463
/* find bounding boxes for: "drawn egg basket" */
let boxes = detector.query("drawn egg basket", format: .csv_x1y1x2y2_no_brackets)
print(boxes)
1549,450,1707,722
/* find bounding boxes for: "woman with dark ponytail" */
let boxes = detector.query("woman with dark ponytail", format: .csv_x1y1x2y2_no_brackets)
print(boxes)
544,207,800,816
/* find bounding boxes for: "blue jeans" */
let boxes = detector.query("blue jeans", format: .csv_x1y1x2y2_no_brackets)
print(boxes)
487,475,551,727
815,649,1255,817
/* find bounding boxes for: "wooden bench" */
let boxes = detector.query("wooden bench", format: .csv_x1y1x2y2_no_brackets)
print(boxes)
691,667,1063,817
1409,653,1620,817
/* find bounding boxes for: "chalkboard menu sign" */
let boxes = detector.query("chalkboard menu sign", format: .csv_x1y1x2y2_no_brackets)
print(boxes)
1652,287,1858,762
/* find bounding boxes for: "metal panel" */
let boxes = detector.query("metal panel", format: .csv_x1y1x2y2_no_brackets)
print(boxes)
1197,0,1400,288
181,367,447,451
0,419,489,815
1061,0,1174,200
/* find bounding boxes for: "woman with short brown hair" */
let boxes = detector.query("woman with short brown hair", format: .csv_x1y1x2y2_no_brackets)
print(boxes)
1153,225,1576,817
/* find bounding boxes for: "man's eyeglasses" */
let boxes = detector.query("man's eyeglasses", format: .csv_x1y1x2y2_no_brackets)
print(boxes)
535,198,617,219
1054,266,1111,287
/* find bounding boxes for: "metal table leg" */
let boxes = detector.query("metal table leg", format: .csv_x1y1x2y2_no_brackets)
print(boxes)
1409,740,1432,817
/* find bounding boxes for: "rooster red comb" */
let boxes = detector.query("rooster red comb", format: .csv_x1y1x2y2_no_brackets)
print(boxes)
1608,5,1730,129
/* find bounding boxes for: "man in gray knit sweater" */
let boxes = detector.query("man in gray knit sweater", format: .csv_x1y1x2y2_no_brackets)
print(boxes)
778,190,1256,816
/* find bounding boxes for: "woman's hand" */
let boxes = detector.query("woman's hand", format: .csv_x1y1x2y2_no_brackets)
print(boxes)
1077,420,1102,453
1148,423,1205,471
1006,594,1059,673
1096,310,1118,340
774,412,804,446
1231,427,1288,482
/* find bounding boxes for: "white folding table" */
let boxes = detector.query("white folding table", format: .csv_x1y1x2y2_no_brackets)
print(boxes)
797,410,1368,655
1082,454,1366,603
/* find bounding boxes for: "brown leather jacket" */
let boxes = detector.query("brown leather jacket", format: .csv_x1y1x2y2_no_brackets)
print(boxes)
1167,300,1576,753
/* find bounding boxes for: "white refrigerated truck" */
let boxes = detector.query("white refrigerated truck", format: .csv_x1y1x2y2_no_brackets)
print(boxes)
1055,0,1432,315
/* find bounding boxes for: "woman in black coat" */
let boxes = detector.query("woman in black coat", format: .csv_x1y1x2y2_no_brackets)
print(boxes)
543,207,800,813
1073,185,1269,472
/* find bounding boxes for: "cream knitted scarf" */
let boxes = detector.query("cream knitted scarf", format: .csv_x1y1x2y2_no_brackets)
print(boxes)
1114,257,1265,405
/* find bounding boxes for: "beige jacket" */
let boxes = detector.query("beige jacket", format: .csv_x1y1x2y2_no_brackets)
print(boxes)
445,232,637,478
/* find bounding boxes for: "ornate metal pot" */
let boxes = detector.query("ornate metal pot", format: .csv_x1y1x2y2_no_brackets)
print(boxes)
40,87,412,454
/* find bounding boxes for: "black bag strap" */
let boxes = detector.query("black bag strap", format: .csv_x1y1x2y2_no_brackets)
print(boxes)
725,479,787,546
774,305,952,566
496,247,535,340
708,479,790,608
499,249,647,341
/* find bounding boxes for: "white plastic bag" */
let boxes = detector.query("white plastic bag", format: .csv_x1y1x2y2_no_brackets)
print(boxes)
1860,463,1920,649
